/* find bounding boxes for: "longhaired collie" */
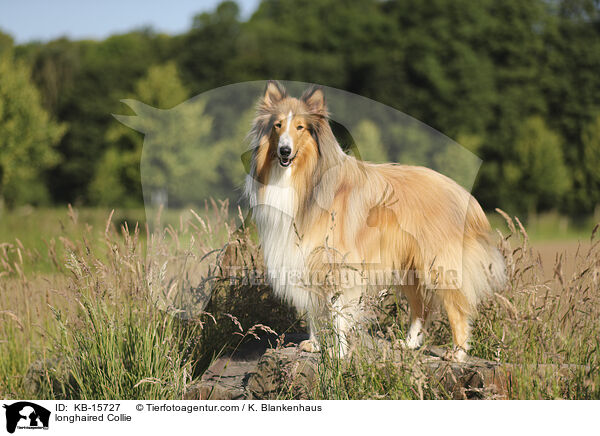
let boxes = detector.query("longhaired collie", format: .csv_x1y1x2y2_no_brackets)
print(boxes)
244,81,506,360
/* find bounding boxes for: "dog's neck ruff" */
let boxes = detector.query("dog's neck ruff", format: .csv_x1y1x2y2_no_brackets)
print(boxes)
245,162,314,313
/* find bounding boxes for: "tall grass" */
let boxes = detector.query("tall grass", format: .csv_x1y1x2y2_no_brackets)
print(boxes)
0,207,203,399
0,204,599,399
0,203,299,399
311,210,600,399
469,210,600,398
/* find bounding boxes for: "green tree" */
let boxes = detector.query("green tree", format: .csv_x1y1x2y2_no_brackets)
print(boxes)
540,0,600,214
383,0,498,137
176,1,241,93
0,48,65,208
89,62,189,206
352,119,388,163
507,116,571,215
135,62,188,108
93,62,221,208
2,0,599,216
215,108,256,196
0,31,13,55
434,133,483,190
19,30,173,204
136,97,216,208
392,121,437,166
581,113,600,214
234,0,387,88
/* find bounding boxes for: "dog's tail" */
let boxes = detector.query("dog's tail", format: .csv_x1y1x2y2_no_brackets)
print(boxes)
462,242,507,307
456,201,508,311
456,236,507,316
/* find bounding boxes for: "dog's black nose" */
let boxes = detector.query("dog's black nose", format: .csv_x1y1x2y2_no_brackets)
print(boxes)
279,146,291,157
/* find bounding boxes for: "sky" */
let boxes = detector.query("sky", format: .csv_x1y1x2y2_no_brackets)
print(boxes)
0,0,260,44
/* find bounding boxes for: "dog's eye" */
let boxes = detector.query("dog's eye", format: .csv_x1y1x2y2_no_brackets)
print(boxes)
274,122,282,129
297,125,304,130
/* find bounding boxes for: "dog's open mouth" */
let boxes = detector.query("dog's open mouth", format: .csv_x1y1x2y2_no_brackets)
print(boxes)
278,152,297,168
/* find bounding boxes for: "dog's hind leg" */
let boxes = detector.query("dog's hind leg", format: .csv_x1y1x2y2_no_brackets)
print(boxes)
402,284,430,349
442,289,472,362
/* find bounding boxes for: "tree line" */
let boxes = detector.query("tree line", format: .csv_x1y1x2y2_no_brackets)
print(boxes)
0,0,599,217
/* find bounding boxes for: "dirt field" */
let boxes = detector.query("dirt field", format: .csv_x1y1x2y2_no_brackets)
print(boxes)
532,239,589,281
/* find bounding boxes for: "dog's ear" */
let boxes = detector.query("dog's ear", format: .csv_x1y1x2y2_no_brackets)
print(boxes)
263,80,286,106
301,85,326,113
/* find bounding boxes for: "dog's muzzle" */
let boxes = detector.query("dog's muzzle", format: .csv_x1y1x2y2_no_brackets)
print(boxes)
278,145,296,167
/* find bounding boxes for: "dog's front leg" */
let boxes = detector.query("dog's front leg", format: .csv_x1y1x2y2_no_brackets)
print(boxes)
299,315,321,353
332,311,350,358
298,309,351,357
330,296,360,358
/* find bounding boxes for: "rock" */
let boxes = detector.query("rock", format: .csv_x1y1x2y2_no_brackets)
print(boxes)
246,347,318,399
24,357,77,398
419,348,511,399
186,336,587,400
184,358,253,400
183,332,310,400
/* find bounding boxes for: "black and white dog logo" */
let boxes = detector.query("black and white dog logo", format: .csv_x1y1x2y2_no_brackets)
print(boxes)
3,402,50,433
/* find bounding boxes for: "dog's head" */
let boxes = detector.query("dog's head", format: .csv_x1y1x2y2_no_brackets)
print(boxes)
252,81,329,172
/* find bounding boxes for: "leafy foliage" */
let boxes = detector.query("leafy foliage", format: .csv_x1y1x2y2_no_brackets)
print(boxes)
3,0,600,217
352,120,389,163
89,62,190,206
0,46,65,207
507,116,571,213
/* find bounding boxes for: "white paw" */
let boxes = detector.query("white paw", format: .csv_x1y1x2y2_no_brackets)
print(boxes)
402,319,424,349
298,339,321,353
404,332,424,349
443,347,468,362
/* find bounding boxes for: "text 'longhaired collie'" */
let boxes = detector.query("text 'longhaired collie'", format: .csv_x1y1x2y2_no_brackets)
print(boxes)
245,81,507,361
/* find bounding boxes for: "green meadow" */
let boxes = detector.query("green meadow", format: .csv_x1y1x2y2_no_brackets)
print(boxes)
1,206,598,399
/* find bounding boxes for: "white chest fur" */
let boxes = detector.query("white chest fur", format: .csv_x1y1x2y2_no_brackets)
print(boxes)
245,164,314,313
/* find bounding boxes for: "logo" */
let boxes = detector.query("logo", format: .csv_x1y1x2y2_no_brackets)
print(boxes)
2,402,50,434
